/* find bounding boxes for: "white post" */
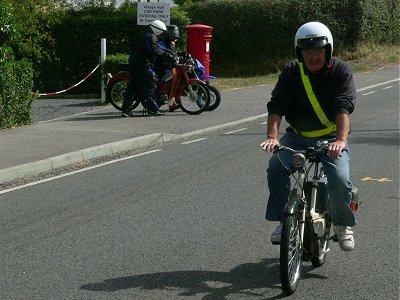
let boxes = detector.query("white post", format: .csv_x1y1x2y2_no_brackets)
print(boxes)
100,38,106,103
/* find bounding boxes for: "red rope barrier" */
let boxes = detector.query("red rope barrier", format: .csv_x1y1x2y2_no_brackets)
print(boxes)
38,64,100,96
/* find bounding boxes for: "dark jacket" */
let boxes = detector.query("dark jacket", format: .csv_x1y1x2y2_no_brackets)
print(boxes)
267,58,356,132
129,30,172,69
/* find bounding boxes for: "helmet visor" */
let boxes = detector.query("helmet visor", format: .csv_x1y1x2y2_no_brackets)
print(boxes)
297,36,328,49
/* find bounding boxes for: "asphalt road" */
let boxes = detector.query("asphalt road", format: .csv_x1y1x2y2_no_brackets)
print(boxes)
1,69,399,299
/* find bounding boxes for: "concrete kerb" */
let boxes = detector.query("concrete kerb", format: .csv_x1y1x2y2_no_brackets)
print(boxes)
0,113,268,185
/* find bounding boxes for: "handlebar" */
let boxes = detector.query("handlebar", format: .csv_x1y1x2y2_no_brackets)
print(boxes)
273,138,335,158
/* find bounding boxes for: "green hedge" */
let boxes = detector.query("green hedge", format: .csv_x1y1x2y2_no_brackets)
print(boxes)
0,54,36,128
186,0,399,76
104,53,129,76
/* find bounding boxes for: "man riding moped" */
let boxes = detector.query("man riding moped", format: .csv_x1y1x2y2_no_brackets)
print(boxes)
260,22,357,251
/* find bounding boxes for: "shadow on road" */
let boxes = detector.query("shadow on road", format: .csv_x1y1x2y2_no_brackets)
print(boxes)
80,258,290,299
80,257,331,299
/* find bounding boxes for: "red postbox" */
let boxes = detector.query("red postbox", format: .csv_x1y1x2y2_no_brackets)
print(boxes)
185,24,213,78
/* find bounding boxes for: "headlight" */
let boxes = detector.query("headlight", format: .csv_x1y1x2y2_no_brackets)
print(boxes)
292,153,306,168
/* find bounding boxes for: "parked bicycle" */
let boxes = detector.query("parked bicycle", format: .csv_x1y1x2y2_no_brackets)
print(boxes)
106,54,211,115
272,139,359,295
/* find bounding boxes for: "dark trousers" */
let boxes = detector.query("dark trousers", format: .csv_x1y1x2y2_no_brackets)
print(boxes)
121,66,158,113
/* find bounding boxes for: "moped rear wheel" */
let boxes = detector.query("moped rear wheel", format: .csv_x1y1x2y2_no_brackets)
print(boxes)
179,82,210,115
205,85,221,111
107,79,140,112
311,223,330,267
280,213,302,295
311,202,331,267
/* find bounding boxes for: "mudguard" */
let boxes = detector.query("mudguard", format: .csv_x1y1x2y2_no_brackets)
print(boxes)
284,192,304,216
108,71,129,86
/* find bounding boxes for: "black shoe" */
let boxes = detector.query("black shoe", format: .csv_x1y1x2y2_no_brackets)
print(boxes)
148,110,164,116
121,111,133,117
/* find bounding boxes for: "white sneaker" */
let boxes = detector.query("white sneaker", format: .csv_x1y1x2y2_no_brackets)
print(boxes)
271,222,283,245
334,226,355,251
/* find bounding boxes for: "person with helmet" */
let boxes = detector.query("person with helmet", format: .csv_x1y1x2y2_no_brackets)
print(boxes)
153,24,181,110
121,20,176,116
154,25,180,78
260,22,357,251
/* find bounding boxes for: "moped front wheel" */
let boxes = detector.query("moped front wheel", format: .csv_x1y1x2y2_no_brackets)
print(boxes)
107,79,140,112
179,82,210,115
280,213,303,295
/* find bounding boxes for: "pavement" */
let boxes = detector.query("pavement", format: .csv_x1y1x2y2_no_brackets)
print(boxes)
0,64,399,185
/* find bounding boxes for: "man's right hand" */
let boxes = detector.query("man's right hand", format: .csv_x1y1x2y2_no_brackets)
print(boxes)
260,138,280,152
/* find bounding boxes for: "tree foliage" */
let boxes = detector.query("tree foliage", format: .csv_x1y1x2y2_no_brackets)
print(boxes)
0,0,17,48
8,0,67,78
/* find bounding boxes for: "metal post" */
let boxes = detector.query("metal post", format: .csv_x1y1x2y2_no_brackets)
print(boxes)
100,38,106,103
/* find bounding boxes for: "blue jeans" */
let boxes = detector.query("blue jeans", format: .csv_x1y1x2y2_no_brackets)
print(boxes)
265,132,356,226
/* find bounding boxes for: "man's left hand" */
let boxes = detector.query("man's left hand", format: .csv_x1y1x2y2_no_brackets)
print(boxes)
327,140,346,159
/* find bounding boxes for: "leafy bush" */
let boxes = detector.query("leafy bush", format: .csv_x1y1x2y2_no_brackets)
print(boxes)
0,0,36,128
8,1,65,82
104,53,129,76
0,51,36,128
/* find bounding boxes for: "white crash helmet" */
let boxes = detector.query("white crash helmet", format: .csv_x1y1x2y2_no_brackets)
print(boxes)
150,20,167,36
294,22,333,62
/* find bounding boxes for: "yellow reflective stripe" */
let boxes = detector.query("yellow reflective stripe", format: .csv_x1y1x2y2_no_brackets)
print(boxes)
300,124,336,137
290,124,336,137
299,63,333,128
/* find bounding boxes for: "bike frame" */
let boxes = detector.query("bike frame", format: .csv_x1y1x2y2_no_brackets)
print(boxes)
280,147,329,250
276,139,358,295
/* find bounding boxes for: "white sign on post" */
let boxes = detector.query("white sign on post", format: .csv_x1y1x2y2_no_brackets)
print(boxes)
137,2,170,25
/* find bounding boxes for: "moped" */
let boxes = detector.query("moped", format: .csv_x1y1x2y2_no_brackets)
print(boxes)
106,54,210,115
272,139,359,295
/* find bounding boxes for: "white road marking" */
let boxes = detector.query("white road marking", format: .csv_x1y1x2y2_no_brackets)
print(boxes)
223,128,248,135
357,78,399,92
181,138,208,144
361,91,376,96
0,149,161,195
382,86,393,90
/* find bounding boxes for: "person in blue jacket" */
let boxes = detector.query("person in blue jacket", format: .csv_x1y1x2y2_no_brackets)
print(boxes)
153,25,181,110
154,25,180,79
